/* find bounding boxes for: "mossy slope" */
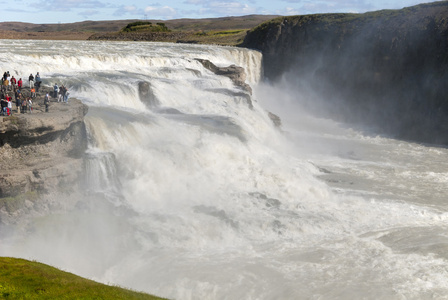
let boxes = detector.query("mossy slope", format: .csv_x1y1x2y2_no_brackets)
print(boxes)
0,257,166,299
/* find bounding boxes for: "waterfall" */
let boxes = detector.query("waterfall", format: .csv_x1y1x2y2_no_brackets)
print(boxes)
1,40,448,300
83,150,120,197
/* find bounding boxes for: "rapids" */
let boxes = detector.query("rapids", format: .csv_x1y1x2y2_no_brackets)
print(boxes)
0,40,447,299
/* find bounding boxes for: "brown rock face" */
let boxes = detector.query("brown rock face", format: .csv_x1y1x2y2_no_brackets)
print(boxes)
0,87,88,198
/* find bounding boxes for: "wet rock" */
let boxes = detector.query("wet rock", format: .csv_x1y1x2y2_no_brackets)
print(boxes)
268,111,281,128
195,58,253,95
138,81,160,108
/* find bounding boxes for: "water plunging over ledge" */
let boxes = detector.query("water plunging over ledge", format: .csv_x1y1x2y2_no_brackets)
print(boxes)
0,40,447,300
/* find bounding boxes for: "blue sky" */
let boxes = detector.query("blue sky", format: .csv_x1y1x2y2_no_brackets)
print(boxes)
0,0,435,24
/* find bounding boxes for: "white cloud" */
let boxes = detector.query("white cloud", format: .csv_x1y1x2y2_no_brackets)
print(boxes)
280,0,375,13
79,9,100,17
282,7,301,15
34,0,109,12
12,0,429,24
113,4,144,17
183,0,203,4
123,5,138,13
144,6,178,19
198,1,257,16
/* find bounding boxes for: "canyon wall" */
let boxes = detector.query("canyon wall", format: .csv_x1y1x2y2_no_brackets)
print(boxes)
241,2,448,145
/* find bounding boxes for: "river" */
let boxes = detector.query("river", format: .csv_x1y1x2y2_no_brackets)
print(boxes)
0,40,447,299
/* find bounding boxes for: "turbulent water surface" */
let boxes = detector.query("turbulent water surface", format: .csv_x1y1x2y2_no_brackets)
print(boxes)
0,40,447,299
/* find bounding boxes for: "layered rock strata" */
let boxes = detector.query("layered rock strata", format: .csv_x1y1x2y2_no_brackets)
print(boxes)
241,2,448,145
0,87,88,198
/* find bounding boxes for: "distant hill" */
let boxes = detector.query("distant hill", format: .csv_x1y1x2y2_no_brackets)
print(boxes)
0,15,277,41
0,20,137,33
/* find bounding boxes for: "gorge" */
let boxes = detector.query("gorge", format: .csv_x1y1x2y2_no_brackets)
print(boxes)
0,3,448,300
242,1,448,145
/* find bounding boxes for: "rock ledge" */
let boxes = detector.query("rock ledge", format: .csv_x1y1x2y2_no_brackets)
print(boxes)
0,87,88,198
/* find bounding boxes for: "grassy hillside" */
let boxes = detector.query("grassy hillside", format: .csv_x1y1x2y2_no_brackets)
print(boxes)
86,15,277,45
0,15,276,33
0,257,166,299
87,28,252,46
0,15,277,43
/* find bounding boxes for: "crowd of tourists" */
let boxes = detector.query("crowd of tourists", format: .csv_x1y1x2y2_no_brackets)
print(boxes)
1,71,69,116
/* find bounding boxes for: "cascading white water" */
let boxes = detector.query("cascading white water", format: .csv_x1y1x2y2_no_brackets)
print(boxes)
83,150,120,196
0,40,448,300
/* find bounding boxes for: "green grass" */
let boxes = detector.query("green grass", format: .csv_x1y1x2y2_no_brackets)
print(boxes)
90,28,249,45
212,29,245,35
121,21,170,33
184,29,248,45
0,257,166,299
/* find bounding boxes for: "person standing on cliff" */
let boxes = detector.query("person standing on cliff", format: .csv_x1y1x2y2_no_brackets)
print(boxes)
0,98,6,116
14,88,20,103
5,94,12,115
10,76,16,91
14,90,22,106
6,73,11,91
58,87,63,102
28,97,33,113
3,78,9,92
44,93,49,112
63,86,69,103
53,83,59,99
18,78,22,90
34,80,41,93
30,86,36,98
59,85,67,103
7,99,12,116
21,98,27,114
15,92,21,113
29,73,34,88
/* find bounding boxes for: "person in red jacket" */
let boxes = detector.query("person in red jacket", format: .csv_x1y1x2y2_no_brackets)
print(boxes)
17,78,22,89
10,76,17,90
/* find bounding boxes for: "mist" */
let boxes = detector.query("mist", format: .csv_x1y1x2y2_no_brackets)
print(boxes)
242,7,448,146
1,40,448,299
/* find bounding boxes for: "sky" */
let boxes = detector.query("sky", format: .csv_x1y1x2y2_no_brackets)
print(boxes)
0,0,436,24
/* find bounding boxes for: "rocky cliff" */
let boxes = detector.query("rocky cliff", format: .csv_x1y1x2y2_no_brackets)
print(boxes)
241,2,448,145
0,87,88,198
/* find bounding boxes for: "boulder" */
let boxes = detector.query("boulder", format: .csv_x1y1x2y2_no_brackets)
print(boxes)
138,81,160,108
195,58,253,95
268,112,281,128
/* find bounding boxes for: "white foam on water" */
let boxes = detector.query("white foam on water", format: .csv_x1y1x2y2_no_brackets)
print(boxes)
0,40,447,300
